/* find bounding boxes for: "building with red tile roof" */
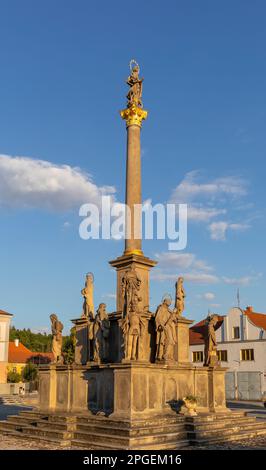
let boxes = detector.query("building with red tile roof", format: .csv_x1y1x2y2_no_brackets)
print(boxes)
189,306,266,401
8,340,53,365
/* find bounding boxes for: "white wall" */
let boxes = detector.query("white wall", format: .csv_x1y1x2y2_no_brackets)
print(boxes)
0,314,12,362
190,307,266,395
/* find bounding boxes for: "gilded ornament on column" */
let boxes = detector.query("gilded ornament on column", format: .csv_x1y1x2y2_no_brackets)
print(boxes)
120,60,148,127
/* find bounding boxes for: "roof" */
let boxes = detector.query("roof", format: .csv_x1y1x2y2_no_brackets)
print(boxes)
244,306,266,331
8,342,53,364
189,316,224,345
0,309,13,317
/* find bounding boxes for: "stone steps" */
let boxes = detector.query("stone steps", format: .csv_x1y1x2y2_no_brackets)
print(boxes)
19,410,46,419
36,421,76,431
0,421,28,432
0,429,71,447
185,411,245,423
77,414,184,428
186,416,258,432
21,425,73,441
0,395,26,406
73,428,187,447
71,437,189,451
0,408,266,449
188,420,266,440
76,421,185,437
186,412,266,445
191,427,266,446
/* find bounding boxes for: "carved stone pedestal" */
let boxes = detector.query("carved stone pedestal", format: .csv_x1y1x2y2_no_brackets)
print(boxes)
109,253,157,313
174,316,194,364
71,317,89,365
38,362,228,417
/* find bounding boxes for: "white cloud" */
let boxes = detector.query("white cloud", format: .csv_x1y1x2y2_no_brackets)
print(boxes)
188,206,226,222
151,252,218,284
222,276,257,286
154,252,213,272
0,154,116,211
203,292,215,300
170,171,247,203
170,171,248,223
103,293,116,299
151,270,219,284
209,221,250,241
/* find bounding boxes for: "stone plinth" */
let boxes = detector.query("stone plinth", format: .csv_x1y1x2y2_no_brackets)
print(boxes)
38,363,228,417
71,317,89,365
174,317,194,364
108,311,156,363
109,253,157,313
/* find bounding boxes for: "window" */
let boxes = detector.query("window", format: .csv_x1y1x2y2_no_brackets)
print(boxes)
217,350,228,362
241,349,254,361
193,351,203,363
233,326,240,339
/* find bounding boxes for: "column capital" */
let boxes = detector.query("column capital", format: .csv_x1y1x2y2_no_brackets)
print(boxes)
120,104,148,128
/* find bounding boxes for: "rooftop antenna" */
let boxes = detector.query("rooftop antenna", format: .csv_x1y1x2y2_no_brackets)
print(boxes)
237,288,240,308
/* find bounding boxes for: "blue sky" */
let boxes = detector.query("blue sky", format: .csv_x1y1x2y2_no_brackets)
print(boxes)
0,0,265,333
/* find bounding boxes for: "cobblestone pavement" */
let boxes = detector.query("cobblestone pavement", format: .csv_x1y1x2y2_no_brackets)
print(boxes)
0,434,82,450
186,436,266,450
0,433,266,450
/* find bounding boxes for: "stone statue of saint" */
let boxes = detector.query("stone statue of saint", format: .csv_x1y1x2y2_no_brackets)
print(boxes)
175,277,185,317
121,300,145,361
93,303,110,363
81,272,94,319
126,60,144,108
204,314,219,367
121,265,142,317
50,314,64,364
155,297,178,362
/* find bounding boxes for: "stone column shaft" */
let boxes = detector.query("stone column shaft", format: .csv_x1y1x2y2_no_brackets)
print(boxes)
125,124,142,255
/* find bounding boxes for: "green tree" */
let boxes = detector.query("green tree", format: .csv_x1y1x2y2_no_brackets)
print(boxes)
62,331,75,364
22,363,38,382
7,370,21,383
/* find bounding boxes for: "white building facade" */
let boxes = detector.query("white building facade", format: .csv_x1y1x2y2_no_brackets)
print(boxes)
189,306,266,400
0,309,13,384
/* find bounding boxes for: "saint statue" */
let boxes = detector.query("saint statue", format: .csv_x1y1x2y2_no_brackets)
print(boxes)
175,277,185,317
121,265,142,317
204,314,219,367
155,296,178,362
121,300,145,361
50,313,64,364
93,303,110,363
81,272,94,319
126,60,144,108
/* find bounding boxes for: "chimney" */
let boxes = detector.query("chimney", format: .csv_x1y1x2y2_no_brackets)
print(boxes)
246,306,253,312
14,338,19,347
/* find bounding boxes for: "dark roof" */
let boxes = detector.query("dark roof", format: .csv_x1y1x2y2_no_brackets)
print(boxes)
0,309,13,316
244,306,266,331
8,342,53,364
189,316,224,345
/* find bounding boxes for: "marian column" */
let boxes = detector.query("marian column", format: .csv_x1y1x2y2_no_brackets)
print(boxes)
109,61,156,316
121,103,147,255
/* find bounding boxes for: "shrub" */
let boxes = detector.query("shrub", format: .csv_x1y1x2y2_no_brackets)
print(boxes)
22,363,38,382
7,370,21,383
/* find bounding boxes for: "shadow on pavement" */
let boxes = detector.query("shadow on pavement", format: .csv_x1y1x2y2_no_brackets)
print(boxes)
227,401,264,410
0,404,32,421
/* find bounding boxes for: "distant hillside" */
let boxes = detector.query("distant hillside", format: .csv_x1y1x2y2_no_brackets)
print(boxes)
9,326,53,352
9,326,75,364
